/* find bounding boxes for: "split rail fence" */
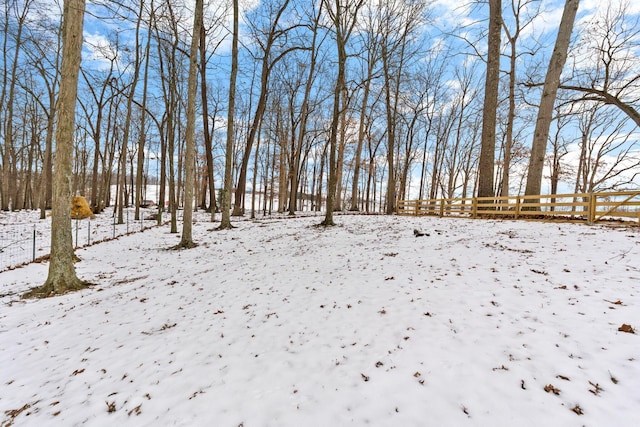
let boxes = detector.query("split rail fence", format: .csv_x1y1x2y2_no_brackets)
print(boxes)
397,190,640,224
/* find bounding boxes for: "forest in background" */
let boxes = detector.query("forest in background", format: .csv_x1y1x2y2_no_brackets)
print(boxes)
1,0,639,224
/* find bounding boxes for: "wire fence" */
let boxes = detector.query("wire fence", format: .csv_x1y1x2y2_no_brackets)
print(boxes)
0,208,164,272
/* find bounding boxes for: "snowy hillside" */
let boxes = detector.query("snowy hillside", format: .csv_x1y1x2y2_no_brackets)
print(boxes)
1,214,639,426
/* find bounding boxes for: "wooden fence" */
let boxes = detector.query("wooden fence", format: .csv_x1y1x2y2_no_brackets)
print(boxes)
397,190,640,224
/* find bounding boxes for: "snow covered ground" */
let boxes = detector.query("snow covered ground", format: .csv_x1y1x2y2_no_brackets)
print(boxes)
1,213,639,426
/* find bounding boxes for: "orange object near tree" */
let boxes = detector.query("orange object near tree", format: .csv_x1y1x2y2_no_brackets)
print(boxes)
71,196,95,219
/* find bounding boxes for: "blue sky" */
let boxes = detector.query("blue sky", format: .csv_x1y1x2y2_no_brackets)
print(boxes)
72,0,640,195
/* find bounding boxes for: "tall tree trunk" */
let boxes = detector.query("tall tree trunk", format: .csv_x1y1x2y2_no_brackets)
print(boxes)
477,0,502,198
176,0,202,248
322,13,344,225
168,111,177,233
135,0,153,221
501,30,517,197
382,44,396,214
157,125,167,225
350,61,374,210
321,0,364,225
525,0,579,196
117,51,143,224
288,6,321,216
27,0,88,297
199,19,217,218
499,0,533,198
335,88,349,211
40,105,55,218
219,0,238,229
250,121,262,219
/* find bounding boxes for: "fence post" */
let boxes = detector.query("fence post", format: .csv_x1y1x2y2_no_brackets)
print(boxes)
113,215,116,238
33,225,36,261
88,218,91,245
588,192,596,224
515,197,520,220
439,199,445,217
75,217,79,248
472,198,478,219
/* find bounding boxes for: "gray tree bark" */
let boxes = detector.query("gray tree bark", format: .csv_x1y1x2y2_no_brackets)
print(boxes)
26,0,88,297
477,0,502,198
176,0,203,249
219,0,238,229
525,0,580,196
176,0,202,247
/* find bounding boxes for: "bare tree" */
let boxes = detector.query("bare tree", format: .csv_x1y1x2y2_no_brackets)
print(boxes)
560,1,640,128
350,2,381,211
20,2,63,217
175,0,202,248
443,64,481,199
112,6,149,226
287,4,323,216
80,66,115,214
1,0,37,211
134,0,154,222
477,0,502,198
199,3,229,218
547,105,574,197
218,0,238,229
378,0,425,214
500,0,541,197
26,0,89,297
416,50,448,201
320,0,365,226
525,0,580,196
574,103,639,192
232,0,305,216
153,0,188,233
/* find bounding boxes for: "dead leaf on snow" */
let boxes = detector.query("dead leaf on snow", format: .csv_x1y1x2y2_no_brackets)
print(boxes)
588,381,603,395
571,405,583,415
618,324,635,334
556,375,570,381
544,384,560,395
127,404,142,416
4,403,32,420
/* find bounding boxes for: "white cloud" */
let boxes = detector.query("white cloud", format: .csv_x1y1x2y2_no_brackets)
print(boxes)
83,31,120,71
